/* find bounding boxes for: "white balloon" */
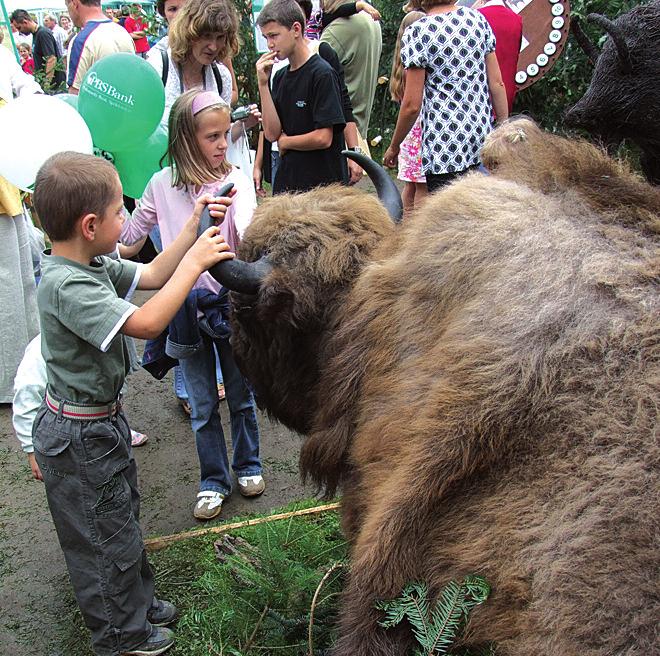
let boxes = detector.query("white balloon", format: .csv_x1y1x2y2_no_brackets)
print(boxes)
0,94,94,192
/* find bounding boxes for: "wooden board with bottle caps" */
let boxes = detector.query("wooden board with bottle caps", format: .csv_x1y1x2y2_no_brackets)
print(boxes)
509,0,571,90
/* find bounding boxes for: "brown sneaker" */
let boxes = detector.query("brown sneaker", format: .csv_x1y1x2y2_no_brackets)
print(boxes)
193,491,224,520
237,475,265,497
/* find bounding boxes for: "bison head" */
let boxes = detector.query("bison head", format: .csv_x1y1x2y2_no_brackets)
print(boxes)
565,2,660,182
204,154,401,434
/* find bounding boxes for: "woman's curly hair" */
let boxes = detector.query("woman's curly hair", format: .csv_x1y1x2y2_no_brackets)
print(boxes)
169,0,240,64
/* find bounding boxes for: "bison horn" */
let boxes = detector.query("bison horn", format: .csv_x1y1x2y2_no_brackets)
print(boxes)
342,150,403,223
197,193,272,294
569,17,600,66
587,13,633,73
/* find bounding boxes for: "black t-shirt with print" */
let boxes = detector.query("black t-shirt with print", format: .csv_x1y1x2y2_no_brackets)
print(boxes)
271,54,346,194
32,26,65,92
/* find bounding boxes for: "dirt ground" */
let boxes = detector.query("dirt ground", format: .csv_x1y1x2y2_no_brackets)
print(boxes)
0,292,311,656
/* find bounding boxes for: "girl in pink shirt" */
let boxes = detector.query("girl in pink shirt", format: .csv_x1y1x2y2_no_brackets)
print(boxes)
121,89,263,521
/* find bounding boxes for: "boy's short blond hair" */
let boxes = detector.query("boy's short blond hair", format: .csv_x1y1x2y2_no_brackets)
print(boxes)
33,152,120,241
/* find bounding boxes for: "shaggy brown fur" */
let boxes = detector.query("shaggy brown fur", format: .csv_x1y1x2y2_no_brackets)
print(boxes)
233,186,393,434
231,129,659,655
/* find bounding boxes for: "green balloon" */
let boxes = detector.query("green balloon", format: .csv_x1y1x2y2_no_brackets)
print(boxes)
55,93,79,110
78,53,165,152
113,126,168,199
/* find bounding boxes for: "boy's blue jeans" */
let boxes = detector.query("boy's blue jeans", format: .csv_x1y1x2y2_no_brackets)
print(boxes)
178,327,262,496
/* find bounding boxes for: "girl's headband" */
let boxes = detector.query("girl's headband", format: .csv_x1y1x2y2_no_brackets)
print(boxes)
192,91,227,115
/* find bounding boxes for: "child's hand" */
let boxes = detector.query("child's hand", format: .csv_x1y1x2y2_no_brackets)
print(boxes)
188,193,234,233
256,51,277,86
186,226,235,273
242,104,262,130
28,453,43,482
383,144,400,168
357,0,381,20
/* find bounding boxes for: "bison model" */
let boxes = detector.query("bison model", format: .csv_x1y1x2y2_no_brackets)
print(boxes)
207,122,659,655
566,2,660,184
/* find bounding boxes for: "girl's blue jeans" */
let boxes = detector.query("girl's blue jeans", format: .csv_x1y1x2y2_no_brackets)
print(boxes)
178,328,262,496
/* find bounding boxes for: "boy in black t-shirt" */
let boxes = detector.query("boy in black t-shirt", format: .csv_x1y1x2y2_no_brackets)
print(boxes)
256,0,346,194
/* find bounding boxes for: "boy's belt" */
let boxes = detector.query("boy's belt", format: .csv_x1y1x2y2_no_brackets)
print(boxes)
45,389,121,420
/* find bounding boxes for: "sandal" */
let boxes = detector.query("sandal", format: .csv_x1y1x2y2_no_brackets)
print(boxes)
178,397,192,416
130,430,149,447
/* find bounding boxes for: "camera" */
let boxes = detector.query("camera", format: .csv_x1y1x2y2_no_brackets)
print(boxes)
231,105,252,122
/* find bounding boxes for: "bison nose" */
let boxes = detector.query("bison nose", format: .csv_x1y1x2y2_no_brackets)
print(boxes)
564,97,595,130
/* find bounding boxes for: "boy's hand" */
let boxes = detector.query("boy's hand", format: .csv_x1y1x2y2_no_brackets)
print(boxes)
187,193,234,234
278,133,289,157
256,51,277,86
28,453,43,482
185,226,235,273
253,165,266,197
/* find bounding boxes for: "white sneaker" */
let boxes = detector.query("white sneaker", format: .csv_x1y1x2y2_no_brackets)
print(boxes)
237,475,265,497
193,491,224,520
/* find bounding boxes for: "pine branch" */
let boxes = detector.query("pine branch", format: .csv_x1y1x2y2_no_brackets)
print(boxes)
375,576,491,655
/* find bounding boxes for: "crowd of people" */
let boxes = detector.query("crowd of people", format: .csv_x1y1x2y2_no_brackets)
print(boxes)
1,0,525,653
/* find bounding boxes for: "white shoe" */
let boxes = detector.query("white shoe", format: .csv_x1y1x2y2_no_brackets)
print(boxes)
193,491,224,520
237,475,265,497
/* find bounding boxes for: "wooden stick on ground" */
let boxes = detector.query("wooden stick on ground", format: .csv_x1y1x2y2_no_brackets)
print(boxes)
144,502,341,552
308,562,345,656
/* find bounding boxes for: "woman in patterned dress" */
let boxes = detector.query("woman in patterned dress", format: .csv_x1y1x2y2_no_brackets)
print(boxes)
383,0,508,192
390,10,427,217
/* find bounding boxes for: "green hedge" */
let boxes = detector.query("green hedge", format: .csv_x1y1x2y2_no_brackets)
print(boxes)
232,0,636,155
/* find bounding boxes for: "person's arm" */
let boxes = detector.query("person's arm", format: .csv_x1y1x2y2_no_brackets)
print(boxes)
121,179,159,245
11,338,45,481
383,67,425,168
44,54,57,84
253,131,266,198
278,128,334,155
321,1,380,29
485,51,508,123
123,198,234,340
224,57,239,106
256,51,282,143
117,237,148,259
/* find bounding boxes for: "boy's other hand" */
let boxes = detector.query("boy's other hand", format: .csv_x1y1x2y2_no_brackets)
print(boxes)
253,165,266,198
28,453,43,481
187,226,235,273
256,51,277,86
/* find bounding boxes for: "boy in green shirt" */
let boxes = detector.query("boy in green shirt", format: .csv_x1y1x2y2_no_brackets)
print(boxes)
32,151,234,656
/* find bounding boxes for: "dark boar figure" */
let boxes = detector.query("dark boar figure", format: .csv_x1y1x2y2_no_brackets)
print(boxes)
566,2,660,184
206,125,659,656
